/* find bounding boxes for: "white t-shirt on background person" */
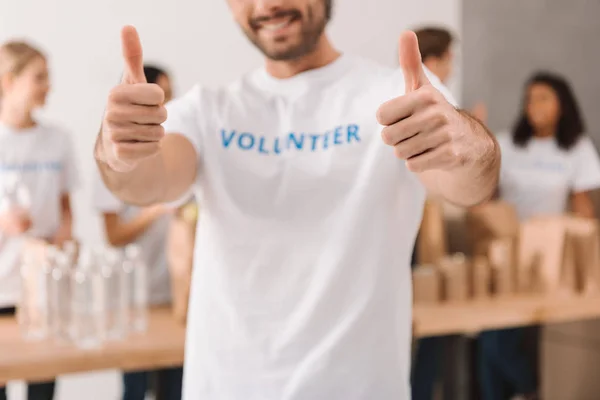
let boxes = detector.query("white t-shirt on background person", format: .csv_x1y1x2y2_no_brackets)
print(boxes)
163,54,456,400
497,132,600,220
92,172,172,305
0,122,79,308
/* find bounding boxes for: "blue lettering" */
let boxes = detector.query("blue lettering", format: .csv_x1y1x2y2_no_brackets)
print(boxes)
334,126,344,145
238,133,255,150
221,129,236,148
347,124,360,143
288,133,304,150
274,138,282,155
309,134,320,151
258,137,269,154
323,131,331,150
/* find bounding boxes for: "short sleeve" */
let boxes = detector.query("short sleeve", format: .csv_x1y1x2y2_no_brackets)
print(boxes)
91,168,124,213
163,84,204,160
60,130,80,193
571,136,600,192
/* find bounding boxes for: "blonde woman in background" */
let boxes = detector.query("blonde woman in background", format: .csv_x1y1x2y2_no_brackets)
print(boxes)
0,41,79,400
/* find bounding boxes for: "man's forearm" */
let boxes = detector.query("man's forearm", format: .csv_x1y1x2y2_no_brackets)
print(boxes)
95,133,168,206
95,132,198,206
426,111,501,207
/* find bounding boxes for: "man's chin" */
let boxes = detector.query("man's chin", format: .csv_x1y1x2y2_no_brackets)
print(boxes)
259,42,312,61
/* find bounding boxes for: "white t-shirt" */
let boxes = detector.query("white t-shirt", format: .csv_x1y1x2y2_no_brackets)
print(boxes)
163,55,456,400
497,132,600,220
0,122,79,308
92,171,172,305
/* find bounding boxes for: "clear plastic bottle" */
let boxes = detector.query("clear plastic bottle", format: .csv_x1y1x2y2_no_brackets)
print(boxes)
18,245,53,341
63,240,78,267
99,248,129,340
123,244,148,333
49,249,72,343
70,247,104,349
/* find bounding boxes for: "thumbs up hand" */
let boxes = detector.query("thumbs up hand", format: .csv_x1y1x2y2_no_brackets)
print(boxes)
97,26,167,173
377,31,470,173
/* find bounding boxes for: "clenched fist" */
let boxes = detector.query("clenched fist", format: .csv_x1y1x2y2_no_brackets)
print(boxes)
377,31,476,173
97,26,167,173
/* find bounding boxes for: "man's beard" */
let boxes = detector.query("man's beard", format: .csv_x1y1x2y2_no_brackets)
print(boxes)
243,1,332,61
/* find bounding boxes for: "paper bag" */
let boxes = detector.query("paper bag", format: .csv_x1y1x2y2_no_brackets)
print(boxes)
417,198,447,265
519,217,570,295
559,216,600,295
472,256,491,300
466,201,519,256
412,265,442,305
439,253,470,302
488,238,516,296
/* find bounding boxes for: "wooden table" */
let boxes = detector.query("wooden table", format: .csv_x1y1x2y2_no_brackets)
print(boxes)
0,307,185,384
3,296,600,383
413,294,600,337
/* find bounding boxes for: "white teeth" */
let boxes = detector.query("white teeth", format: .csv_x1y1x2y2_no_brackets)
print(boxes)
263,22,288,31
261,18,293,31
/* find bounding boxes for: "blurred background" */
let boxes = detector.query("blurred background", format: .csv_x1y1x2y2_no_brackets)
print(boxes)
1,0,600,399
0,0,462,247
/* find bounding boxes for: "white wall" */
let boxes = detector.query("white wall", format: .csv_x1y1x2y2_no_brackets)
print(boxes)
0,0,460,398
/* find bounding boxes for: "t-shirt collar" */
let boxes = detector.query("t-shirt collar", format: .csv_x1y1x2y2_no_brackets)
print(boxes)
250,53,352,97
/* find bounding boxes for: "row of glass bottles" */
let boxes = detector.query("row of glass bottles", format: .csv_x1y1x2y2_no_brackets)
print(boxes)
19,242,148,349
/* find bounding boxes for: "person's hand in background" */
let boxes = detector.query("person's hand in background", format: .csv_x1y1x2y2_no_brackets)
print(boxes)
0,209,32,236
471,102,488,125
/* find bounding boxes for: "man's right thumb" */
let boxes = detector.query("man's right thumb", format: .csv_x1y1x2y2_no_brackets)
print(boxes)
121,25,146,84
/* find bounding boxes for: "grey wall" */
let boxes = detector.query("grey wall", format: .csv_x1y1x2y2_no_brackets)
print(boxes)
462,0,600,143
462,2,600,398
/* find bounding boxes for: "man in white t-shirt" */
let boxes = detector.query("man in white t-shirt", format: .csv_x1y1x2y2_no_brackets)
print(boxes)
94,2,500,399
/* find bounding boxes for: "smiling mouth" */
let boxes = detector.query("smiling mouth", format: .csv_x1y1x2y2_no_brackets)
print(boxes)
252,12,300,33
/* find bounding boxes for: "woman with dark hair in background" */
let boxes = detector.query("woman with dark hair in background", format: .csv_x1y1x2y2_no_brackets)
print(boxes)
479,72,600,400
93,64,182,400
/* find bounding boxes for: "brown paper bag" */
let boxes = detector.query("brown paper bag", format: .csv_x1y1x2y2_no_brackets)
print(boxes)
488,238,516,296
439,253,470,302
472,256,491,300
466,201,520,257
412,265,442,305
519,217,570,295
417,198,448,266
167,213,197,323
558,216,600,295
